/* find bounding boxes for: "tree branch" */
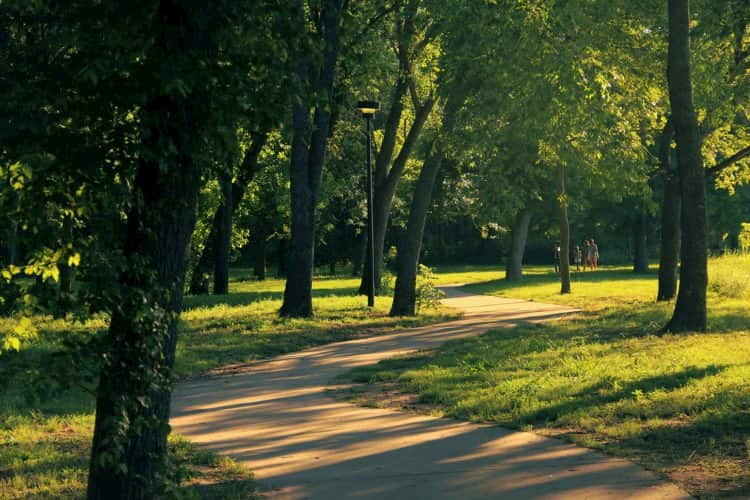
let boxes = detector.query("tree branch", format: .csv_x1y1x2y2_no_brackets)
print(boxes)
706,144,750,176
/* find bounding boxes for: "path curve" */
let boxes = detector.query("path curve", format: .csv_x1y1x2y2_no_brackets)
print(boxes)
171,287,689,499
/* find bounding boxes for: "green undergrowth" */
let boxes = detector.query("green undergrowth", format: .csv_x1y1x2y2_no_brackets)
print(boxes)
344,256,750,498
0,271,461,498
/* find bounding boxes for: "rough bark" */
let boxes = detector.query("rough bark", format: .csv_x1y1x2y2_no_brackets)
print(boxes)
664,0,708,332
359,96,435,295
557,165,571,294
212,167,233,295
657,121,681,300
633,211,650,273
359,1,433,295
280,0,342,317
390,92,464,316
87,101,204,498
505,209,532,281
390,147,443,316
188,132,267,295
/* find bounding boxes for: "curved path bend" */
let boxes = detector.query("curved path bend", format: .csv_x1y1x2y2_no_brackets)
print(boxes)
171,287,689,499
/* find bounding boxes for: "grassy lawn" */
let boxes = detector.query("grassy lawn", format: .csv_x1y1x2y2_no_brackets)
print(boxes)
0,271,460,498
344,255,750,498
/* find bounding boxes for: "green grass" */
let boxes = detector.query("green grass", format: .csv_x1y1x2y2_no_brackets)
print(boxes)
0,271,460,498
344,256,750,498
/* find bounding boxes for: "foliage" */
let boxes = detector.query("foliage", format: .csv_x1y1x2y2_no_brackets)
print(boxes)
415,264,444,312
0,267,464,497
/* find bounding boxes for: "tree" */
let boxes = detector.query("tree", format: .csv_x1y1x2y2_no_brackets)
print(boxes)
663,0,708,332
391,91,464,315
188,131,268,295
359,0,438,294
280,0,344,317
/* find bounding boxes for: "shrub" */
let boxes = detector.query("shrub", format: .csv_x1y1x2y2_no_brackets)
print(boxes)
379,271,395,296
416,264,444,312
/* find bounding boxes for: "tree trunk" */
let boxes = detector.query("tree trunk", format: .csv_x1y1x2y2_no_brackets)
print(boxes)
254,233,266,280
390,147,443,316
3,222,18,266
359,97,435,295
505,209,531,281
277,238,287,277
390,92,464,316
657,122,681,301
664,0,708,332
212,167,233,295
633,211,650,273
281,0,342,317
352,232,365,276
557,164,571,294
55,214,74,318
87,112,203,498
188,132,267,295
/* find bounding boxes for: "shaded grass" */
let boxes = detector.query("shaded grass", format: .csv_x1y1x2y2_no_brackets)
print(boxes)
0,271,461,498
344,258,750,498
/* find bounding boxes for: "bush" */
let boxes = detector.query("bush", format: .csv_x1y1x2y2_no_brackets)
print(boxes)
709,252,750,298
379,271,395,296
416,264,444,312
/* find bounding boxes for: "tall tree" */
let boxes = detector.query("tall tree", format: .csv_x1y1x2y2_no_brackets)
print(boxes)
280,0,344,317
391,90,464,316
359,0,437,294
657,120,682,299
663,0,708,332
188,131,268,295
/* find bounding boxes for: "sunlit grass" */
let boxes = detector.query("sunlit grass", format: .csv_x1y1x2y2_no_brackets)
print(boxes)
345,255,750,498
0,269,462,498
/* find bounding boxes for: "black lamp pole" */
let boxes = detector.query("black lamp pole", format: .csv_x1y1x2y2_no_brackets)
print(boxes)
357,100,379,307
365,115,375,307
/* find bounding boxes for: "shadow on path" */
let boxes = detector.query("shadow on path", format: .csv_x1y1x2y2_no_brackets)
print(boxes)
172,287,690,499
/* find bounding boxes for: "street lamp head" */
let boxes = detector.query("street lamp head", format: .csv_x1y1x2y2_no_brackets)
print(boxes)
357,100,379,117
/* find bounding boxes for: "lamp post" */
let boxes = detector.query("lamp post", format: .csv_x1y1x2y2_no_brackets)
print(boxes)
357,100,379,307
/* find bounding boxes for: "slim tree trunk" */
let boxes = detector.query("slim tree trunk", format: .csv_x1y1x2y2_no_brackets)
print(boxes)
55,214,74,318
390,147,443,316
633,211,650,273
352,232,365,276
212,167,232,295
664,0,708,332
281,0,342,317
188,132,267,295
657,122,681,300
254,233,266,280
505,209,531,281
557,165,571,294
277,238,287,277
390,92,464,316
359,97,435,295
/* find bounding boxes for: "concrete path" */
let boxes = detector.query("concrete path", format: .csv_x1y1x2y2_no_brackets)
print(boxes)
171,287,689,499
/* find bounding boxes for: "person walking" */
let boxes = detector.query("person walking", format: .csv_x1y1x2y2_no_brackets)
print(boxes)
574,244,582,271
553,241,561,273
583,239,592,271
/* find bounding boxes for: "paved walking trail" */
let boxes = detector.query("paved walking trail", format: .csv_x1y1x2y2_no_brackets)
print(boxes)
172,287,689,499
